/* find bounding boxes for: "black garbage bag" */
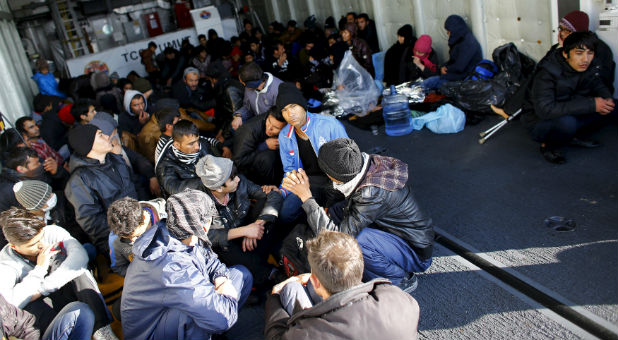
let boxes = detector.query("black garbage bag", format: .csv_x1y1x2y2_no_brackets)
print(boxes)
440,43,536,113
440,79,507,113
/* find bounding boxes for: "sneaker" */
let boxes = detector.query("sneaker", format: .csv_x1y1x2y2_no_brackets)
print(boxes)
540,146,566,164
569,138,600,148
93,325,119,340
397,273,418,294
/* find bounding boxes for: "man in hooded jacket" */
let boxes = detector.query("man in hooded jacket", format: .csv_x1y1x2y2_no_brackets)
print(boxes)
121,189,252,340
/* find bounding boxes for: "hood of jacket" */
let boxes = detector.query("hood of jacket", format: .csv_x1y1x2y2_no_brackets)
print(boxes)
123,89,147,116
445,15,470,46
132,222,187,262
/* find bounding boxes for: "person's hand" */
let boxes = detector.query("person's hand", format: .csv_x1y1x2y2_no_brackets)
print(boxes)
231,116,243,130
272,273,311,294
265,138,279,150
149,177,162,197
36,244,59,270
243,223,265,239
278,52,287,66
63,162,70,173
413,56,424,69
242,236,258,252
440,66,448,75
215,278,239,299
281,169,312,202
43,157,58,175
261,185,281,194
222,146,233,159
138,111,150,125
595,97,615,115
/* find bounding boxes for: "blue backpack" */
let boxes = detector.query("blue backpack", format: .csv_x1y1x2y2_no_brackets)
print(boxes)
466,59,499,81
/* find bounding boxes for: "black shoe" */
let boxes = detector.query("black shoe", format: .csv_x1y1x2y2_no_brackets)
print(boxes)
540,146,566,164
569,138,600,148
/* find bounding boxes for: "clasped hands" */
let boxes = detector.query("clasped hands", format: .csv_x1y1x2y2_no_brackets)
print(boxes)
281,169,312,202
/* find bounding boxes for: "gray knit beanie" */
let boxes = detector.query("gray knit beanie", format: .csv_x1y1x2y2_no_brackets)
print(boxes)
166,189,217,243
13,180,53,210
195,155,233,190
318,138,363,183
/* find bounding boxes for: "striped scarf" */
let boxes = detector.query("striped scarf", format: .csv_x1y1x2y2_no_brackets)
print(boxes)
171,144,200,165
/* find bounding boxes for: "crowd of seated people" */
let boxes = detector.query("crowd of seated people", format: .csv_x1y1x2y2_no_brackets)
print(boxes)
0,8,615,339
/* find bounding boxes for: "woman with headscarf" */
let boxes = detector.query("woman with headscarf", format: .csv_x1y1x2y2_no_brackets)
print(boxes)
384,24,416,86
404,34,439,81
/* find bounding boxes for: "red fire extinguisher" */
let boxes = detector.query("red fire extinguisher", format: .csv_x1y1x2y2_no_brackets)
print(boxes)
145,12,163,37
175,1,193,28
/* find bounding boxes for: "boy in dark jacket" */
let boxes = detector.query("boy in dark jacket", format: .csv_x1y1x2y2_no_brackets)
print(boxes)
522,32,615,164
196,155,282,285
233,107,287,185
121,189,252,340
282,138,434,292
265,230,421,339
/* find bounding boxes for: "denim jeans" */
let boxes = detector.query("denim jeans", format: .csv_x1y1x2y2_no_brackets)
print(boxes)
356,228,432,285
422,75,448,92
42,302,95,340
228,265,254,308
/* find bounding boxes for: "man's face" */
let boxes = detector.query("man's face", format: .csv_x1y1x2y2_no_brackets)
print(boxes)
563,47,594,72
19,156,42,177
245,23,252,31
305,42,314,51
250,42,259,52
397,35,405,45
341,30,351,42
123,83,133,93
165,52,175,60
281,104,307,128
130,97,145,115
199,50,207,60
357,18,367,30
199,37,207,46
82,105,96,123
346,14,355,23
273,44,285,58
245,54,254,63
91,129,113,154
220,175,240,193
22,119,40,139
265,114,286,137
174,134,200,154
184,72,199,91
11,229,45,257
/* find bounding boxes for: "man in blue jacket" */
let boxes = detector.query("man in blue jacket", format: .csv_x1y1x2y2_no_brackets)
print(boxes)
423,14,482,90
121,189,252,340
273,83,348,226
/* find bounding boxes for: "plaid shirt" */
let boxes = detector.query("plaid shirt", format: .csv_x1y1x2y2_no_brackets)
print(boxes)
29,139,64,164
357,155,408,192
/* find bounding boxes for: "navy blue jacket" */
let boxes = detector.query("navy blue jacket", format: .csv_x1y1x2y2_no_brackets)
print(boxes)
121,223,238,340
442,15,483,81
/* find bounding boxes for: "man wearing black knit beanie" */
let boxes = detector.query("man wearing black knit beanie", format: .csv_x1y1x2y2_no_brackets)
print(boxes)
282,138,435,294
65,124,137,258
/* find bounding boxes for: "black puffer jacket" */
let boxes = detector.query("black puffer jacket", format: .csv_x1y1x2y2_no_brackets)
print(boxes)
155,137,220,197
65,153,137,254
214,75,244,120
264,279,420,340
233,114,269,172
522,48,612,129
207,175,282,250
302,156,434,261
0,294,39,340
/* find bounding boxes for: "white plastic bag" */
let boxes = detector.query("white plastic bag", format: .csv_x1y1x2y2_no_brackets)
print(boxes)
411,103,466,134
334,51,380,117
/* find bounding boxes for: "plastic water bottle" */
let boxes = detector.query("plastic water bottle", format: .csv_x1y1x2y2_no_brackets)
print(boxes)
383,85,413,136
